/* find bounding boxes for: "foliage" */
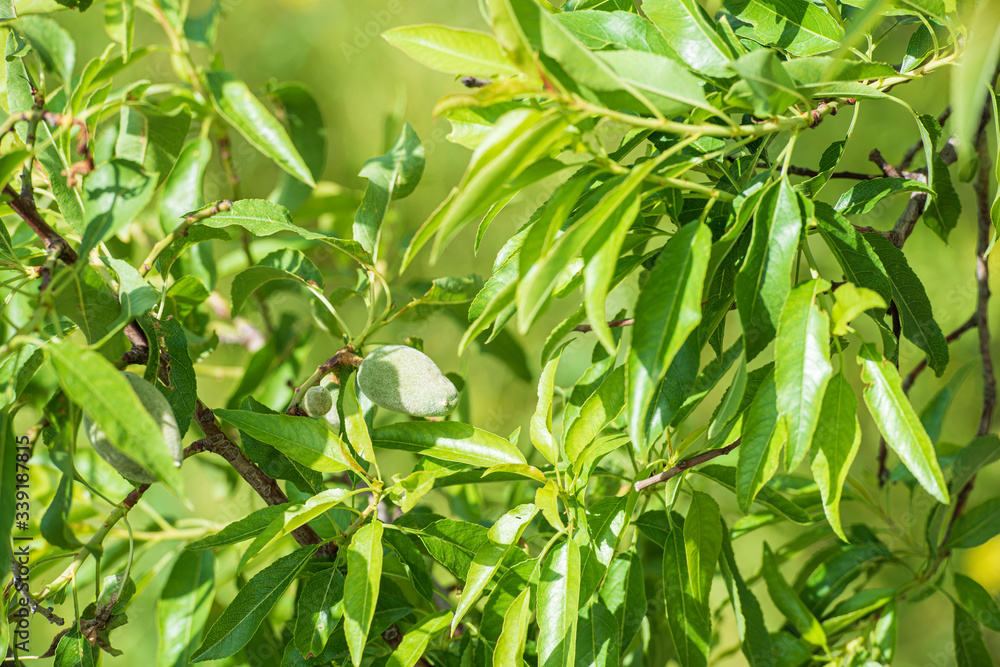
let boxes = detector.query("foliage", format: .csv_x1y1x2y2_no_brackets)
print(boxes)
1,0,999,666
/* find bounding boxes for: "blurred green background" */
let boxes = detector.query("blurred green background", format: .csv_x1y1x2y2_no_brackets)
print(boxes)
11,0,1000,664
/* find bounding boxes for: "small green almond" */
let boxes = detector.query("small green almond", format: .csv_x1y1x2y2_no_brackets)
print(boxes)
357,345,459,417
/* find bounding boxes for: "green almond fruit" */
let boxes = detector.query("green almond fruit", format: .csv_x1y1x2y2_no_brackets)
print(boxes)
357,345,459,417
84,372,183,484
302,385,334,418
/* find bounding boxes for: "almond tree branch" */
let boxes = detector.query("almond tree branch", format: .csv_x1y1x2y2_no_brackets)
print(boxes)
634,439,742,492
3,184,77,264
941,121,997,550
572,318,635,333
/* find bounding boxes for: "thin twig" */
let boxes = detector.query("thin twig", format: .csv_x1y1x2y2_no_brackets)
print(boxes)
634,439,742,491
572,318,635,333
139,199,232,276
902,315,978,393
3,185,77,264
286,348,363,415
782,165,882,180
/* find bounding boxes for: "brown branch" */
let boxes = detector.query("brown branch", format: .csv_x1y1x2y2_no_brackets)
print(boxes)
941,120,997,550
774,165,882,180
634,439,742,492
3,184,77,264
194,400,328,549
869,148,902,179
572,318,635,333
902,315,979,393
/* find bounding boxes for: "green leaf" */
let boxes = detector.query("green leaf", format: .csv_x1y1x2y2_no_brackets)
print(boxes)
383,25,519,77
47,342,183,496
565,365,626,464
761,543,827,648
453,504,536,632
343,373,375,464
684,492,722,609
238,489,355,572
949,434,1000,501
810,373,861,542
834,177,932,215
955,574,1000,633
735,179,803,361
353,123,425,258
775,279,832,469
830,282,887,336
213,409,354,473
12,15,75,82
814,203,891,306
864,232,949,376
408,517,489,579
574,602,620,667
79,158,158,256
723,0,843,57
157,319,198,437
231,265,311,317
371,421,526,468
730,49,804,117
386,610,453,667
923,155,962,241
261,82,324,214
596,49,712,116
954,603,994,667
736,371,785,514
186,503,292,550
946,499,1000,549
718,527,773,666
627,220,711,451
858,343,949,503
663,517,710,667
643,0,733,77
530,346,564,466
54,627,98,667
554,9,675,57
494,587,532,666
192,544,319,661
598,553,646,655
902,23,934,73
159,138,212,236
582,198,641,351
157,551,215,667
795,140,845,198
537,540,581,667
294,567,345,658
205,70,315,186
345,520,384,667
951,0,1000,178
696,464,811,524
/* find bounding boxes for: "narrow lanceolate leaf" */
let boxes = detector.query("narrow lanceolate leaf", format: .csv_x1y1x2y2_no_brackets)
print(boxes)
718,529,773,666
643,0,732,77
946,499,1000,550
294,568,345,659
494,587,532,667
858,344,949,503
353,123,425,258
192,544,318,661
371,421,526,467
864,233,948,376
574,602,620,667
537,540,581,667
810,373,861,542
954,574,1000,633
383,25,519,77
736,179,803,361
954,603,994,667
723,0,843,57
531,349,564,466
565,365,626,464
345,521,384,667
583,198,641,352
663,519,710,667
628,221,711,452
47,342,183,496
343,374,375,464
736,371,785,514
775,279,832,470
684,492,722,611
599,554,646,653
205,70,315,186
761,543,827,649
157,551,215,667
214,410,354,473
386,610,453,667
453,504,537,633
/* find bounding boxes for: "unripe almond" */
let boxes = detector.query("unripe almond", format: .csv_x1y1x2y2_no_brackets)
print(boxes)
357,345,459,417
302,385,334,418
85,372,182,484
